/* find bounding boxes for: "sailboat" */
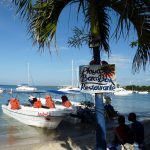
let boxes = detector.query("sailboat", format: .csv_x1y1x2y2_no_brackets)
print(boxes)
58,60,80,93
16,63,37,92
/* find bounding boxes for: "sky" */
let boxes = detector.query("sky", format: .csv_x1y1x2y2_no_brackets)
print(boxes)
0,1,149,86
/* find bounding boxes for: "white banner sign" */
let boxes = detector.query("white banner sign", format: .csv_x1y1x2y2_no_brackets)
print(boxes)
79,64,116,93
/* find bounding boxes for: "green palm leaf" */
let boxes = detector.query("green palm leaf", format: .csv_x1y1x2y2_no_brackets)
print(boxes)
12,0,150,72
29,0,71,49
109,0,150,72
12,0,33,19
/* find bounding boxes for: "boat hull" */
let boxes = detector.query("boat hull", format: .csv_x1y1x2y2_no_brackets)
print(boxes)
16,86,37,92
114,91,131,96
138,91,148,94
2,105,64,129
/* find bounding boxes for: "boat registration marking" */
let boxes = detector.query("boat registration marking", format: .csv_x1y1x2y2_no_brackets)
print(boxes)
38,112,49,116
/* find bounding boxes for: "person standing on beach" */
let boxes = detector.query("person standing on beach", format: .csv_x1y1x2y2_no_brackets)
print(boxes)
128,112,144,149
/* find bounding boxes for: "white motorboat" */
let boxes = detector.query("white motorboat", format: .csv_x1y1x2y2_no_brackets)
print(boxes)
138,91,149,94
28,95,80,116
114,88,132,96
16,84,37,92
1,90,75,129
2,104,67,129
58,86,80,93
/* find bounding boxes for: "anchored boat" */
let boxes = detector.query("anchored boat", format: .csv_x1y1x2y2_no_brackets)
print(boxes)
1,91,70,129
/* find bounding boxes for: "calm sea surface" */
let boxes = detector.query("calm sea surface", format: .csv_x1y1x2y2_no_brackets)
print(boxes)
0,85,150,149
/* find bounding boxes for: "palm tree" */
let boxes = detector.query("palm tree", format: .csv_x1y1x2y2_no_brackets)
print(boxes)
12,0,150,149
12,0,150,72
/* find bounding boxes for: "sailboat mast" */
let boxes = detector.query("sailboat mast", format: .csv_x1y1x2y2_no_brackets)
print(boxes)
76,67,79,87
28,63,29,85
72,60,74,87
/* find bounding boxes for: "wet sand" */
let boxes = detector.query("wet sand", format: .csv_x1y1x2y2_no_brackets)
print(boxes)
1,119,150,150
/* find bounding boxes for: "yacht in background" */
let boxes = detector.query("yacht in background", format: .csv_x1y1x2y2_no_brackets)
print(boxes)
138,91,149,94
16,84,37,92
58,86,80,93
114,87,133,96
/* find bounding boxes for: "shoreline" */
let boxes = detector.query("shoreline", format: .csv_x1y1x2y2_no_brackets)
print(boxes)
1,118,150,150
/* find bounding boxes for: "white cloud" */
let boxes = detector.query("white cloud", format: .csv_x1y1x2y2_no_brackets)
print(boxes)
104,54,132,69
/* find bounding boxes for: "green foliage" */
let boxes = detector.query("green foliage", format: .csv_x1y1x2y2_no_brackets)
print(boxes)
67,27,89,48
125,85,150,92
12,0,150,72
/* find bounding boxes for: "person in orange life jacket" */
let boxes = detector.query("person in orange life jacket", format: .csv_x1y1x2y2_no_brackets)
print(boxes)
33,99,42,108
61,95,72,108
45,95,55,108
9,98,21,110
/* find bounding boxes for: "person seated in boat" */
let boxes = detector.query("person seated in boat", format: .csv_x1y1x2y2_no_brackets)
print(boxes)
28,97,38,105
33,99,42,108
45,95,55,109
7,99,10,105
9,98,21,110
61,95,72,108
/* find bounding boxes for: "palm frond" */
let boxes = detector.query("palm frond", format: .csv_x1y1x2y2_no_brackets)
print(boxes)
110,0,150,72
98,8,110,54
67,27,89,48
28,0,71,50
132,46,150,73
12,0,33,19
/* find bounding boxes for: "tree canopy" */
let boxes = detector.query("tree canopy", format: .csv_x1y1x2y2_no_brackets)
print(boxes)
12,0,150,72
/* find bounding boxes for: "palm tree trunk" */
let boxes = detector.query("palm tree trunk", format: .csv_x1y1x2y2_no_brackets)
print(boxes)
93,47,100,64
89,0,106,148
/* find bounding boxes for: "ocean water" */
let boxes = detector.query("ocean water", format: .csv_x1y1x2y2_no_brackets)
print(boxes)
111,93,150,121
0,85,150,149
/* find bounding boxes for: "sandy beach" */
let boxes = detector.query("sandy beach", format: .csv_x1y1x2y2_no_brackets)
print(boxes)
1,118,150,150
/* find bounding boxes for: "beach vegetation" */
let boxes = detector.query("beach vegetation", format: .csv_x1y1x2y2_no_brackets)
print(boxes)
125,85,150,92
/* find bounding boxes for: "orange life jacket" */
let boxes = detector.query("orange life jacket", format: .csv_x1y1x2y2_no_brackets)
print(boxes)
33,100,42,108
62,100,72,108
10,98,20,110
46,98,55,108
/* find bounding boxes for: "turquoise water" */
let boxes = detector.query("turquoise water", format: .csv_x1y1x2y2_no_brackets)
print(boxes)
111,93,150,121
0,85,150,148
